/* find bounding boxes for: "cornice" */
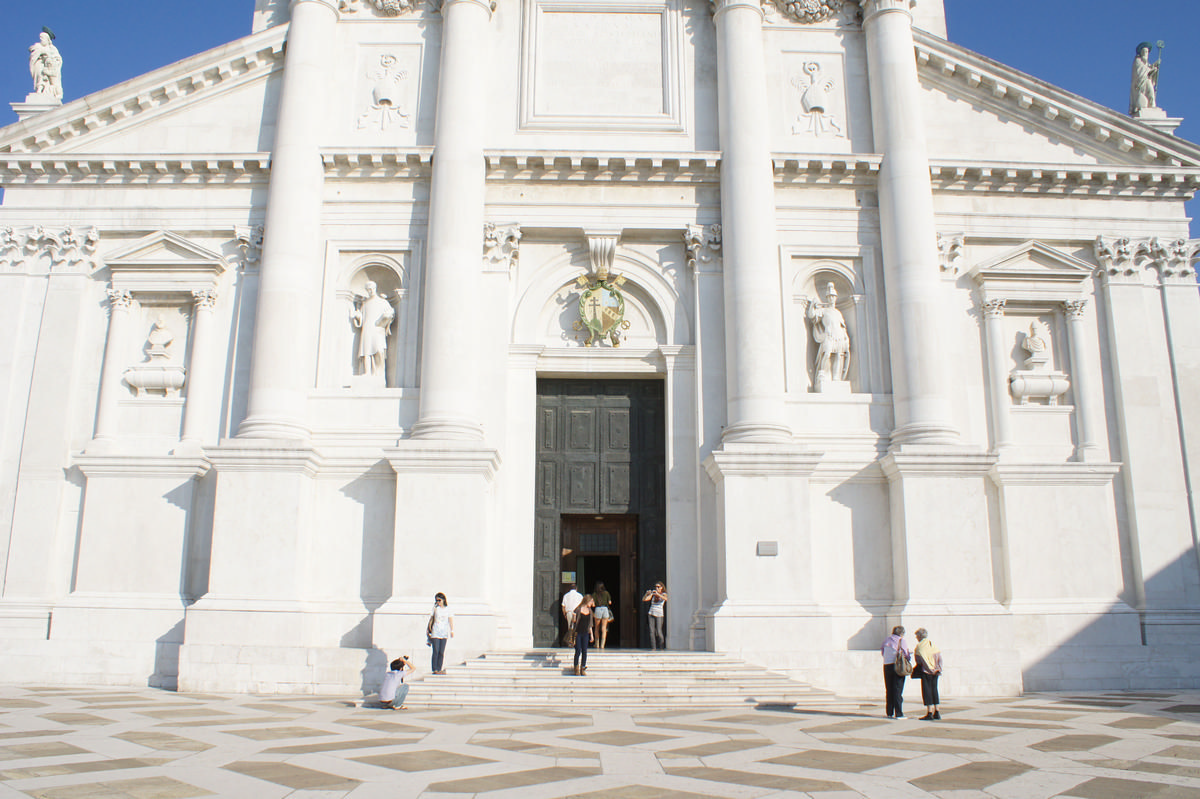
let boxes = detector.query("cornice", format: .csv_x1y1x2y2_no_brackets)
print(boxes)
321,148,433,179
928,159,1200,198
774,155,881,187
485,150,722,183
914,31,1200,170
0,154,271,185
0,27,288,155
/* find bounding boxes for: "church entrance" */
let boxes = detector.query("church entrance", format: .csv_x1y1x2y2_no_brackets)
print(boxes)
534,379,666,649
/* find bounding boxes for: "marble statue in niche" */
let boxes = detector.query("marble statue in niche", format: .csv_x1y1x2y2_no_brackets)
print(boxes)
124,312,187,397
350,281,395,385
28,28,63,101
1009,319,1069,406
358,55,411,132
806,282,850,391
1130,41,1162,117
792,62,843,137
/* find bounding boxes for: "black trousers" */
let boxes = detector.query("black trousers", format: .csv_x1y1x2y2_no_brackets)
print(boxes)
883,663,906,717
920,671,940,706
574,621,590,669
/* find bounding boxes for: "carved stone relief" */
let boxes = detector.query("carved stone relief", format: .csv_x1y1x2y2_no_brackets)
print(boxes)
1095,235,1200,282
791,62,844,137
0,225,98,271
357,55,411,132
124,310,188,397
340,0,418,16
770,0,846,24
484,223,522,273
938,233,965,275
684,224,722,272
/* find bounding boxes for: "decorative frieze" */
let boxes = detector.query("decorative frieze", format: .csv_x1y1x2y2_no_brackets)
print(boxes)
0,225,99,271
769,0,846,25
339,0,419,14
1094,235,1200,281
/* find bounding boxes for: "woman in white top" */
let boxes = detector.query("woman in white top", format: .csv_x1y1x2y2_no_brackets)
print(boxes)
643,582,668,650
429,592,454,674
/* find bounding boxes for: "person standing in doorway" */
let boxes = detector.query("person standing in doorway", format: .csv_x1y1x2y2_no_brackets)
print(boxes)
881,625,911,719
428,592,454,675
643,581,668,650
573,594,595,676
561,583,582,647
592,581,613,650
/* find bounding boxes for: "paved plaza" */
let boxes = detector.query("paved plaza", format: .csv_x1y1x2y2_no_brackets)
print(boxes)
0,685,1198,798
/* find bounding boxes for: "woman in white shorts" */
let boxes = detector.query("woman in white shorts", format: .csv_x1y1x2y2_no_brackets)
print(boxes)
592,582,613,649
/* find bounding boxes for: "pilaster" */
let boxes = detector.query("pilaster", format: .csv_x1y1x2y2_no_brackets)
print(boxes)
89,289,135,449
178,289,221,450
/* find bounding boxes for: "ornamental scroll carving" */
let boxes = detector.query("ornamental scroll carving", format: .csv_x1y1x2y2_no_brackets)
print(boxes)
339,0,418,16
483,223,521,273
0,225,98,271
684,224,722,272
770,0,846,24
1094,235,1200,280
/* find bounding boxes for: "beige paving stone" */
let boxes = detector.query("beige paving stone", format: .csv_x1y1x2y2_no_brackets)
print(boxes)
222,759,362,791
0,756,170,780
263,736,421,754
986,709,1082,721
802,719,889,734
1158,745,1200,761
352,748,495,771
472,738,599,759
1061,776,1200,798
0,741,90,761
908,761,1032,791
634,721,769,736
0,698,48,709
1030,734,1120,752
566,731,676,747
655,739,771,759
898,725,1007,741
134,709,233,720
834,736,980,755
112,732,213,753
560,786,715,799
708,713,798,726
39,713,114,727
335,717,432,734
420,713,509,725
23,776,214,799
662,764,847,792
0,730,63,741
1108,716,1177,729
426,765,601,793
763,749,903,773
1094,759,1200,780
223,725,334,741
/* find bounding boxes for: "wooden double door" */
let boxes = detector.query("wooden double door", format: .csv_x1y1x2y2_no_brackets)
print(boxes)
534,379,666,648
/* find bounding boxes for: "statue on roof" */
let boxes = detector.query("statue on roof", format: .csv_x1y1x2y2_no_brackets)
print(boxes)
28,27,63,102
1129,41,1161,117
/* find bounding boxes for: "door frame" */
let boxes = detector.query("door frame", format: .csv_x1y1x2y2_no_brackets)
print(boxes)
561,514,639,648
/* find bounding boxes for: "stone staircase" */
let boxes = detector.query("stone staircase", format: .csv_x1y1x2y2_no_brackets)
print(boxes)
402,649,836,708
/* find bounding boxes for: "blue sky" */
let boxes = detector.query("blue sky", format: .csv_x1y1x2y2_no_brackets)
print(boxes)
1,1,1196,231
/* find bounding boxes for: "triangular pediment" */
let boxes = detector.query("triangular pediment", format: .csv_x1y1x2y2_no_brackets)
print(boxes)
104,231,229,293
969,241,1096,302
916,32,1200,170
0,26,286,156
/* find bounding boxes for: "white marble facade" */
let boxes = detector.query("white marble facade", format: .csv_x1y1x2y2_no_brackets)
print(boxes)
1,0,1199,696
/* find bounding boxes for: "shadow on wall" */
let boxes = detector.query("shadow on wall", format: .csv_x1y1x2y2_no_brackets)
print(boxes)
152,620,184,690
1021,549,1200,691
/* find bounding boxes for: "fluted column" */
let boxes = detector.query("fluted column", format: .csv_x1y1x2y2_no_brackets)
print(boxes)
980,299,1011,452
1063,299,1101,461
90,288,135,446
411,0,494,440
238,0,339,440
179,289,221,448
860,0,956,445
712,0,790,444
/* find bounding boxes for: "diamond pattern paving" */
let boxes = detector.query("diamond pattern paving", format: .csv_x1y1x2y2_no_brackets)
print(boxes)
0,686,1195,798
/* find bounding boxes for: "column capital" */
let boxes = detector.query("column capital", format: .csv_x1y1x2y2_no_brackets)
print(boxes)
1063,299,1088,319
858,0,915,23
291,0,341,14
192,288,220,311
980,298,1006,319
106,288,134,311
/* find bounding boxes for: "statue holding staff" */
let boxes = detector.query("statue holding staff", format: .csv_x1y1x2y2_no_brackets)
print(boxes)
1130,40,1162,116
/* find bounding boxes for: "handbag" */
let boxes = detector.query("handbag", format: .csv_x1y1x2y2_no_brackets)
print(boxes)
426,615,435,637
894,652,913,676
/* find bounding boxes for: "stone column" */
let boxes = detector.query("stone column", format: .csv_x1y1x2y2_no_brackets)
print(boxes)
90,288,135,447
711,0,790,443
411,0,494,441
980,299,1011,453
178,289,221,449
237,0,339,440
1062,299,1102,461
860,0,956,445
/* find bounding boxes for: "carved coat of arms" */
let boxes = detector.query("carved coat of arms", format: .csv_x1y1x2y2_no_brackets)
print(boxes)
573,274,630,347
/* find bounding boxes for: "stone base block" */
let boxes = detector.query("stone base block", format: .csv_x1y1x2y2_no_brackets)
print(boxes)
177,643,386,695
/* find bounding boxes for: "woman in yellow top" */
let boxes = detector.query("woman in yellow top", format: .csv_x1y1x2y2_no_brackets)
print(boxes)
592,582,613,650
913,628,942,720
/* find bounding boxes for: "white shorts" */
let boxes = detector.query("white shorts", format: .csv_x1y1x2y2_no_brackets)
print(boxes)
594,606,612,620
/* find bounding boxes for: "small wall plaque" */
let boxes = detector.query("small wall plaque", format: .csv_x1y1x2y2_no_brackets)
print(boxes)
756,541,779,557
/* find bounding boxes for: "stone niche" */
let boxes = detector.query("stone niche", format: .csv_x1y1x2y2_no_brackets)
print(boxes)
788,257,868,395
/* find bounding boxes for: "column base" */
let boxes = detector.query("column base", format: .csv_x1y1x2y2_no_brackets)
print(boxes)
235,415,311,440
409,416,485,441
